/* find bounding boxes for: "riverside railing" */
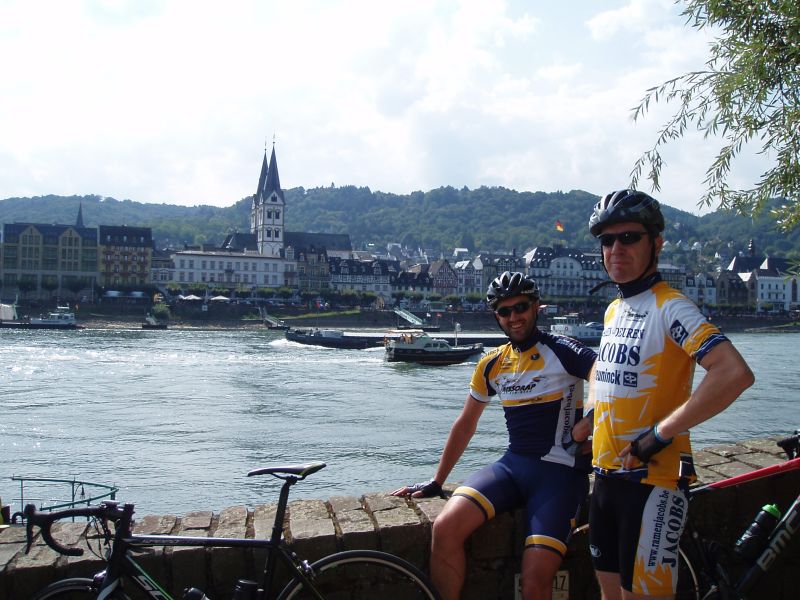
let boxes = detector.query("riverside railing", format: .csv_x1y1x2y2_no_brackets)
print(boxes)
8,475,118,520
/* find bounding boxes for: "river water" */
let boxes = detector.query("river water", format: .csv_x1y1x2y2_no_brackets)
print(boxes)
1,327,797,515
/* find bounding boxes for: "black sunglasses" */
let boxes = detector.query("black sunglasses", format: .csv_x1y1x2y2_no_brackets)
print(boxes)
495,300,533,318
598,230,648,247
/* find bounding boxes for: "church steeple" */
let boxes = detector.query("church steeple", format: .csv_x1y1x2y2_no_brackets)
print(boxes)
250,141,286,258
254,150,269,205
264,144,284,201
76,203,85,228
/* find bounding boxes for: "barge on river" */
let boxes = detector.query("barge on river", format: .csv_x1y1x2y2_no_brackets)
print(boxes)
284,327,381,349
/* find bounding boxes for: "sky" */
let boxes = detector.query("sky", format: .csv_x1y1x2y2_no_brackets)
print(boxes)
0,0,769,215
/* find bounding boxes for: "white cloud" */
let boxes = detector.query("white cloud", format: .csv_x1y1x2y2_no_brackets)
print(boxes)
0,0,770,216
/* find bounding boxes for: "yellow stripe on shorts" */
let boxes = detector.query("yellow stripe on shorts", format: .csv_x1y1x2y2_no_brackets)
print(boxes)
524,534,567,557
452,486,495,520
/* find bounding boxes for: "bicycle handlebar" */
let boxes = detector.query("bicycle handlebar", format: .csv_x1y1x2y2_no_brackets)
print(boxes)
776,430,800,459
23,501,133,557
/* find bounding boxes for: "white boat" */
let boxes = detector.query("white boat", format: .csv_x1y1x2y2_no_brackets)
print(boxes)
549,313,603,345
2,303,82,330
26,306,83,330
385,331,483,366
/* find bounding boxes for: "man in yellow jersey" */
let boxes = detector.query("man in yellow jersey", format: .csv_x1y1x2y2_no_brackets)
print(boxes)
393,272,597,600
587,190,754,599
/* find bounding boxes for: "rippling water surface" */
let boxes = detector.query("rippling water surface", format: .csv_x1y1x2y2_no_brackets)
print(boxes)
1,327,796,515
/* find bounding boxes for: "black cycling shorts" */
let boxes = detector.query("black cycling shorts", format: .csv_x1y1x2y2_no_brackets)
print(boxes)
589,475,688,595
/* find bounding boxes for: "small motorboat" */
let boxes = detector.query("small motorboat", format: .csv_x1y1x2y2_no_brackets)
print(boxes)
385,331,483,366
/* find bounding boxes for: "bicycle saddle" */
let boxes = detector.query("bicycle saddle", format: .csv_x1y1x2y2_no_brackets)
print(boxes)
247,461,327,479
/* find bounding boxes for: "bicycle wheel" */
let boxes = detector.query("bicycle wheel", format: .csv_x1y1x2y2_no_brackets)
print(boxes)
278,549,440,600
30,578,97,600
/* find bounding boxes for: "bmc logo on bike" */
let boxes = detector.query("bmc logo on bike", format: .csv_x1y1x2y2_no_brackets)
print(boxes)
756,505,800,570
133,575,171,600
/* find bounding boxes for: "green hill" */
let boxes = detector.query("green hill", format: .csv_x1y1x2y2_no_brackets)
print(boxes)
1,188,798,259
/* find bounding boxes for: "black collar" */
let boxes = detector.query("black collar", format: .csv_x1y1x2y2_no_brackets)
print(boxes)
617,272,662,298
511,328,541,352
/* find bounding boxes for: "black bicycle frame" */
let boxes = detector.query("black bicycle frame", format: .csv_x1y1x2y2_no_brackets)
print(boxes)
93,477,323,600
686,455,800,598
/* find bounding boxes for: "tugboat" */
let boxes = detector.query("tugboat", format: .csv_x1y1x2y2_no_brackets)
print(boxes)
385,331,484,366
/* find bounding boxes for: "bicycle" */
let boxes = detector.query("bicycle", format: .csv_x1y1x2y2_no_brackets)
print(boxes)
673,430,800,599
23,462,441,600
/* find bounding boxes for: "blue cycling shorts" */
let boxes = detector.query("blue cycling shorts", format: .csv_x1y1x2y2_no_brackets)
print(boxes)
453,451,588,557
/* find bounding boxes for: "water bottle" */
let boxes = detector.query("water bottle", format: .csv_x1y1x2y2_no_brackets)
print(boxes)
232,579,258,600
734,503,781,560
181,588,211,600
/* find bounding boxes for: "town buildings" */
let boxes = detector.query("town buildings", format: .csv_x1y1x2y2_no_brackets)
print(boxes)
2,148,798,313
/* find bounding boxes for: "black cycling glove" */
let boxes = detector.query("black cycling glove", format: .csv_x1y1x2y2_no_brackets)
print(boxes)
630,426,672,463
405,479,445,498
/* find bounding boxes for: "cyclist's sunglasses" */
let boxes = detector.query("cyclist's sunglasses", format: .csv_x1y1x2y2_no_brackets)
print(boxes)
495,300,533,318
598,230,649,247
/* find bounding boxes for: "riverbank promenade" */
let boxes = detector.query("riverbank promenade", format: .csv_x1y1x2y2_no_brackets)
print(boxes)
2,435,798,599
77,305,800,334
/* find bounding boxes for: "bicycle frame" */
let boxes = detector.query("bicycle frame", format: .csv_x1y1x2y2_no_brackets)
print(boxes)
57,474,326,600
95,535,317,600
685,455,800,598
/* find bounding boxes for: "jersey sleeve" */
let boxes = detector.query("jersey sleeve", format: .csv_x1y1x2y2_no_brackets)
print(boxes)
661,292,728,362
469,348,502,403
550,336,597,380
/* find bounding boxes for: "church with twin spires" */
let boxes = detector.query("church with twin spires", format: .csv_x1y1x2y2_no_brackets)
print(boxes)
169,145,352,292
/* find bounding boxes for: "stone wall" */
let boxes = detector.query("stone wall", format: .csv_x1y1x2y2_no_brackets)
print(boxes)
2,437,799,599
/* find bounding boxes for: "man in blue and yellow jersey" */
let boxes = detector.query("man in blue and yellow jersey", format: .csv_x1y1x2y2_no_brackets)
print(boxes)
587,190,754,600
393,271,597,600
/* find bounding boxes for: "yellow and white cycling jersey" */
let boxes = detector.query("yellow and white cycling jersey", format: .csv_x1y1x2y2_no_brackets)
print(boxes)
591,276,728,489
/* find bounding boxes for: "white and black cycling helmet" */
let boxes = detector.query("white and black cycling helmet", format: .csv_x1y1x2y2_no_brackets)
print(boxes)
486,271,540,310
589,189,665,237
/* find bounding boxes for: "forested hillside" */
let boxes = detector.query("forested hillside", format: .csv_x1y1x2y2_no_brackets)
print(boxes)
1,188,798,259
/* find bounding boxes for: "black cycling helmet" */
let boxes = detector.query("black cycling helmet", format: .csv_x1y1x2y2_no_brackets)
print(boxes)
589,189,665,237
486,271,540,310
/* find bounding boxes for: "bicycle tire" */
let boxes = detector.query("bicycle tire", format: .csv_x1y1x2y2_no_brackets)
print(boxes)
29,578,98,600
277,549,440,600
30,577,133,600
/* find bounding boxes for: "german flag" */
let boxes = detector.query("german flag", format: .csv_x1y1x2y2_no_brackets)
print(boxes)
555,220,565,232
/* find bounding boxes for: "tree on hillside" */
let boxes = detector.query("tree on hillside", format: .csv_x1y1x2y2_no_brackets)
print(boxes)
631,0,800,231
